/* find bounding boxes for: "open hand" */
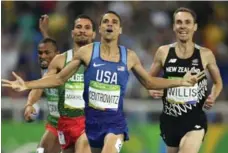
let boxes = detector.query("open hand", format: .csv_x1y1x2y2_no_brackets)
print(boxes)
1,72,28,92
181,70,206,87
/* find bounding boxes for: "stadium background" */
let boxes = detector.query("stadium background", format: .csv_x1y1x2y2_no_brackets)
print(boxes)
1,1,228,153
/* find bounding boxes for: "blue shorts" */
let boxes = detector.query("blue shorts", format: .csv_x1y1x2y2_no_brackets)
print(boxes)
86,122,129,148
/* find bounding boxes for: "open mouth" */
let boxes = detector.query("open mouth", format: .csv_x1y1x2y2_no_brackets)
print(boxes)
106,29,113,33
40,60,48,65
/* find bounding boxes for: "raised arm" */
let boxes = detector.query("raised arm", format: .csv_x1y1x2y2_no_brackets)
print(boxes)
129,50,203,90
39,14,50,38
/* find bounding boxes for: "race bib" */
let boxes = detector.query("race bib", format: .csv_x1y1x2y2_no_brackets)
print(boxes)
166,84,198,104
64,82,85,109
47,101,60,117
57,131,66,145
88,81,120,111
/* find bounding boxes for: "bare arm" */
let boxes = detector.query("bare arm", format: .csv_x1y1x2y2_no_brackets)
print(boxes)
130,51,182,90
39,15,50,38
206,50,223,100
3,50,82,90
26,53,62,105
1,45,93,91
26,89,43,106
149,46,166,97
24,89,44,121
149,47,164,76
25,57,61,105
24,50,83,89
24,57,61,120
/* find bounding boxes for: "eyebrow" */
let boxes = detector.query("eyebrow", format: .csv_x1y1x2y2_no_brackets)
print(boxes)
176,19,192,22
38,50,49,52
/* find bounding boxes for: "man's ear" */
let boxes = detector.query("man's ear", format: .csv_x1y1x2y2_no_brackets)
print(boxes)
119,27,122,34
99,26,101,34
194,23,198,31
92,32,96,40
71,30,74,38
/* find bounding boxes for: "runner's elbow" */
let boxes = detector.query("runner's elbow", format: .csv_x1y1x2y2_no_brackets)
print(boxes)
144,81,157,90
56,76,65,86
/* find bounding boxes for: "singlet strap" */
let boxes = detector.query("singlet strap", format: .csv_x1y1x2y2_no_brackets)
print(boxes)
119,45,127,65
92,42,100,60
66,49,73,63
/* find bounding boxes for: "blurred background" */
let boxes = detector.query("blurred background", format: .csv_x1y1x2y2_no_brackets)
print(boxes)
1,1,228,153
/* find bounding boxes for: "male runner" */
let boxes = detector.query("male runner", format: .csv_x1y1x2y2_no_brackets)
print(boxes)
49,14,95,153
25,14,95,153
24,37,61,153
149,7,223,153
2,11,205,153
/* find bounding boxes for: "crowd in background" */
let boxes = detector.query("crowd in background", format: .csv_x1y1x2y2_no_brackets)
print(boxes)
2,1,228,100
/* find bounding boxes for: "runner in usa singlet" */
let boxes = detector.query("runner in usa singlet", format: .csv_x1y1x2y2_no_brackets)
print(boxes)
83,42,129,148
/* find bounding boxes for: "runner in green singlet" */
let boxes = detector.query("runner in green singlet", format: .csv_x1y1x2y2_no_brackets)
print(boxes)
28,14,96,153
24,37,60,153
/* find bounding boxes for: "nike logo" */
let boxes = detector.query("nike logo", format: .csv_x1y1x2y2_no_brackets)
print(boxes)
93,63,105,67
194,125,201,129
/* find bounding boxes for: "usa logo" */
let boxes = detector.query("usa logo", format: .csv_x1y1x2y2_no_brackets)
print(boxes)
117,66,125,71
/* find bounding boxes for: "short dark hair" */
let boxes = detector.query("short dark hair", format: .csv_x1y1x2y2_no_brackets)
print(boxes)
74,14,96,32
173,7,197,23
99,11,122,26
39,38,58,51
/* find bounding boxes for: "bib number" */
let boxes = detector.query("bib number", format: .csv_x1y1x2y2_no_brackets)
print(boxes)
64,82,85,109
57,131,66,145
166,84,198,104
47,102,60,117
88,81,120,111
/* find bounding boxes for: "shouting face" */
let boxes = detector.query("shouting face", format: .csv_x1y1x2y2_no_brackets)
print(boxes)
99,13,122,41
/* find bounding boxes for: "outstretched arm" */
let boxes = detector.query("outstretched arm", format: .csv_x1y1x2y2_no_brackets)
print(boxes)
25,50,82,89
2,48,85,91
130,51,204,89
